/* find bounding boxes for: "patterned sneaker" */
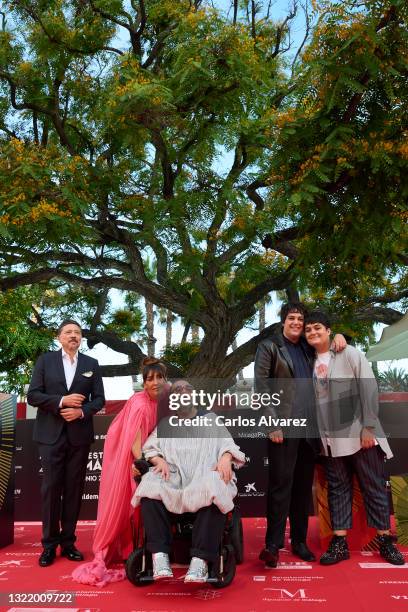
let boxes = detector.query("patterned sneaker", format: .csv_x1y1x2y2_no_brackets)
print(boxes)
377,534,405,566
320,536,350,565
184,557,208,583
152,552,173,579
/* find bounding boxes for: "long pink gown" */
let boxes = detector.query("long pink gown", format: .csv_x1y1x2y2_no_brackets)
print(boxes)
72,390,157,587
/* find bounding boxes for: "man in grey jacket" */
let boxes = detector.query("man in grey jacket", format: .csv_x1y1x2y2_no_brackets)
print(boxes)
304,310,404,566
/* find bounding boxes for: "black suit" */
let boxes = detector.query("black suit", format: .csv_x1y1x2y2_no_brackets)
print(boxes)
254,329,317,548
27,350,105,549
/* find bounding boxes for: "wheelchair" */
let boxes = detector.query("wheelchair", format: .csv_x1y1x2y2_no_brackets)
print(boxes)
125,505,244,588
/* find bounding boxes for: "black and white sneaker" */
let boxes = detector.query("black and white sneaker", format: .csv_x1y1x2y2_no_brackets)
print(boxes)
377,534,405,566
320,535,350,565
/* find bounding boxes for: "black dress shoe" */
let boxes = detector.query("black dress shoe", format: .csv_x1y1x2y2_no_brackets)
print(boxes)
39,548,56,567
259,545,279,568
60,545,84,561
291,542,316,562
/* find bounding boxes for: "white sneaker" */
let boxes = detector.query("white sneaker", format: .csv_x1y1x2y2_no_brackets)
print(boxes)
152,552,173,579
184,557,208,583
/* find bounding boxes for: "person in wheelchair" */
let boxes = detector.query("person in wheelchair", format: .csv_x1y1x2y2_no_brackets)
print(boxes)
131,380,245,583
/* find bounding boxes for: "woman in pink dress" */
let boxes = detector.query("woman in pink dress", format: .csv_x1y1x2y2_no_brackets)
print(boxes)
72,357,168,587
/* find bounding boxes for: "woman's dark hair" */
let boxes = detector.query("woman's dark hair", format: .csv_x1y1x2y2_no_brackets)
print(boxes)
57,319,82,335
280,302,309,324
304,310,331,329
140,357,167,382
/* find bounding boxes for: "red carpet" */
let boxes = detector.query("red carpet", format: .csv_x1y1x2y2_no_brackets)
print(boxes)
0,518,407,612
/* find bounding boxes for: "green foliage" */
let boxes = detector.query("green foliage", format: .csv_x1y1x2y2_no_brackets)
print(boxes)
161,341,201,371
0,287,55,392
376,367,408,392
105,307,144,338
0,0,406,380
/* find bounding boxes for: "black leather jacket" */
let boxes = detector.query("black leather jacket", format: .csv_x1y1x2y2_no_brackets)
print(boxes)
254,327,314,419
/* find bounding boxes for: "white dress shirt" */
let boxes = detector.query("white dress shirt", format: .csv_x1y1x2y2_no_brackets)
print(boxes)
59,351,83,417
62,349,78,389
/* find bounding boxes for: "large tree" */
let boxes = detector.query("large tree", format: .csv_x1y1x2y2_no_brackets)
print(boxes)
0,0,407,388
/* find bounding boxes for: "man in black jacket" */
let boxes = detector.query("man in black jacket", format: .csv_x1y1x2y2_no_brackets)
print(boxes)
27,320,105,567
255,302,345,568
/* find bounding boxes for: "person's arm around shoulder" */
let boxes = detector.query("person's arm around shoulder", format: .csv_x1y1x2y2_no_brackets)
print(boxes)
27,353,62,415
330,334,347,352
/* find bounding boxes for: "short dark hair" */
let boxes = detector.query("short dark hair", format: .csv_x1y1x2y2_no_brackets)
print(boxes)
304,310,331,329
57,319,82,335
280,302,309,324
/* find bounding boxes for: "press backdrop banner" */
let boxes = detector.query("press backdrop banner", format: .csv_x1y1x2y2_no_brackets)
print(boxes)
14,402,408,520
0,393,16,548
15,416,267,520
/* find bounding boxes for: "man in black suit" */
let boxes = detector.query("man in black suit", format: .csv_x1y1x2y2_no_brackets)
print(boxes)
27,319,105,567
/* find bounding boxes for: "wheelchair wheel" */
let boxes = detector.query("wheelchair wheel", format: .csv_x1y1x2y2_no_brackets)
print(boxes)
229,508,244,564
212,544,236,589
125,548,154,586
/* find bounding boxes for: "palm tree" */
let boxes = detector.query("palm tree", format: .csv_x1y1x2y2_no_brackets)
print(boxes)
377,367,408,392
144,297,156,357
158,308,177,348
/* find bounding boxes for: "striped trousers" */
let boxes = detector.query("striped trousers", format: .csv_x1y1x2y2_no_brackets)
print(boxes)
323,445,390,531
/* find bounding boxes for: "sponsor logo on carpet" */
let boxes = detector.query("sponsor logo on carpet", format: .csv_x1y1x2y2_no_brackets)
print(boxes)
146,591,192,597
360,563,408,569
253,576,266,581
0,560,32,568
275,562,313,570
391,595,408,600
5,553,37,556
263,588,326,602
194,589,222,600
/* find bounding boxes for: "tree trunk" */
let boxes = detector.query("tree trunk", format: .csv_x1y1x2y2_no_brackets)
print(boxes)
232,339,244,380
286,286,300,302
258,297,266,332
145,298,156,356
181,319,190,343
166,310,172,348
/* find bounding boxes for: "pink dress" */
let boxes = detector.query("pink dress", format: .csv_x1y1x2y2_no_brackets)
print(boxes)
72,390,157,587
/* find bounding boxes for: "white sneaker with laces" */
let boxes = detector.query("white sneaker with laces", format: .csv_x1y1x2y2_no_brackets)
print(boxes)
184,557,208,583
152,552,173,579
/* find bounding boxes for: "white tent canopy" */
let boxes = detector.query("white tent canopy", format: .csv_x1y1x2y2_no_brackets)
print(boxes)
366,312,408,362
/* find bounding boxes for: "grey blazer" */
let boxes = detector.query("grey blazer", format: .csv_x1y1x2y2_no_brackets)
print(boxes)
313,346,392,459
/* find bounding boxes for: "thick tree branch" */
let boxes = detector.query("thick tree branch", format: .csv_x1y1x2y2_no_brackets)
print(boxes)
83,328,183,377
233,263,296,320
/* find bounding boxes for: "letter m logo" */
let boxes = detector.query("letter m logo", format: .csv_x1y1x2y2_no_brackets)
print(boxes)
271,589,306,599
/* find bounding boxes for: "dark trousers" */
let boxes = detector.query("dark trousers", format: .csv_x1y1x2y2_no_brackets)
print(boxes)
266,437,315,547
38,429,89,549
323,445,390,531
141,498,226,563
